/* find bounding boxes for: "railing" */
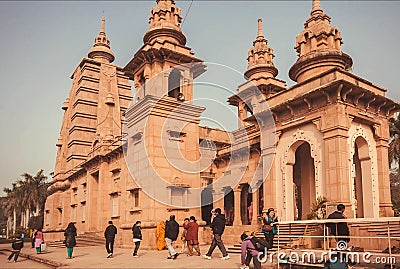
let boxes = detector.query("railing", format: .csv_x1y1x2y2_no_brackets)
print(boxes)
271,217,400,269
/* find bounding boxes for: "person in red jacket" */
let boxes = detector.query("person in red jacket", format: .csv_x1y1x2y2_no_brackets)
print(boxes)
185,216,200,256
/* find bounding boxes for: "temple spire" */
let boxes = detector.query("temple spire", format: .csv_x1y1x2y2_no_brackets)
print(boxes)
257,19,263,37
143,0,186,45
311,0,323,16
100,16,105,34
244,19,278,81
288,0,352,83
88,16,115,63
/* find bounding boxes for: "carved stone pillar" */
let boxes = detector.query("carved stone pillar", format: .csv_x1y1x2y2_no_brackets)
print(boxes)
251,188,259,225
233,188,242,226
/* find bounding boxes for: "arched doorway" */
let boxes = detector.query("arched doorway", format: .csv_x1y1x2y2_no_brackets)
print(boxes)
201,187,213,225
240,184,253,225
292,142,316,220
352,137,373,218
223,187,234,226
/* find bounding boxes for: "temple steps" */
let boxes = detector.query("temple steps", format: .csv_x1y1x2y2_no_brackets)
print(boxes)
47,232,104,248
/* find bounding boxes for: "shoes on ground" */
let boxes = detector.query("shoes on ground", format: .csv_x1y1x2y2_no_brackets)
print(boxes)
167,256,172,259
222,255,230,260
133,255,139,258
203,255,211,260
173,253,179,260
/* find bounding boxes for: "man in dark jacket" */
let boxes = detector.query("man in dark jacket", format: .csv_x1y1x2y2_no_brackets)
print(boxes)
327,204,350,245
104,220,118,258
203,208,230,260
7,235,24,263
165,215,180,259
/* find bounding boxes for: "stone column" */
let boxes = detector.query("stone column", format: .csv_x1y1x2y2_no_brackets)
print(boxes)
376,137,394,217
251,188,259,225
323,129,353,216
233,188,242,226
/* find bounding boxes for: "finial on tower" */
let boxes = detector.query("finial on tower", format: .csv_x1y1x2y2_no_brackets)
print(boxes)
100,16,105,34
87,16,115,63
311,0,323,16
257,19,263,37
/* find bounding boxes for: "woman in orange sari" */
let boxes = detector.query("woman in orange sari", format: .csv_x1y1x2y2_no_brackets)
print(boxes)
156,221,166,250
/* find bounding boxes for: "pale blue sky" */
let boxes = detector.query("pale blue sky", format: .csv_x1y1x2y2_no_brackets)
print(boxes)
0,1,399,192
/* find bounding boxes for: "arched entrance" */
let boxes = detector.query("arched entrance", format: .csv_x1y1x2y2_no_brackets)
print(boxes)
240,183,253,225
292,142,316,220
223,187,234,226
201,187,213,225
352,137,373,218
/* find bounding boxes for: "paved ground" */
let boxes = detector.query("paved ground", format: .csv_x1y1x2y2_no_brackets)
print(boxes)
1,244,398,268
0,244,258,269
0,250,52,268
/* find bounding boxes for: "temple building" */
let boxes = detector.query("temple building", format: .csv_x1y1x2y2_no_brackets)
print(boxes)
44,0,400,248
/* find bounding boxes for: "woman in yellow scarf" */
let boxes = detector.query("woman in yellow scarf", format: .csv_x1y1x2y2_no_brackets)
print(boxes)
156,221,166,250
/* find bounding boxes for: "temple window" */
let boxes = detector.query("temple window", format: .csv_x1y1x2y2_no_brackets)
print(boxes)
168,69,181,98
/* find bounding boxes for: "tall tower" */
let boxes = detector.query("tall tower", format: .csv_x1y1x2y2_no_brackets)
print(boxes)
122,0,206,215
46,17,132,228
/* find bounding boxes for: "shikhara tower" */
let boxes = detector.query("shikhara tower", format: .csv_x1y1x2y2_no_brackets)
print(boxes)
44,0,399,248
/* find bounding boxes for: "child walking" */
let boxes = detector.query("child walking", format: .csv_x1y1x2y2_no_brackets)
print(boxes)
7,235,24,263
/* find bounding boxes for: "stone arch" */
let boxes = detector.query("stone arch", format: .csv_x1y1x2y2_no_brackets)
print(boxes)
280,129,323,221
349,125,379,218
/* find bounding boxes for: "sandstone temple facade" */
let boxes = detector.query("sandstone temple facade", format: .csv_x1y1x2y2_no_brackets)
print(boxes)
44,0,400,247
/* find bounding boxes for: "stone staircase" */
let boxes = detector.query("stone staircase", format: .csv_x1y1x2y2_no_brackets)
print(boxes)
47,232,105,248
228,223,321,254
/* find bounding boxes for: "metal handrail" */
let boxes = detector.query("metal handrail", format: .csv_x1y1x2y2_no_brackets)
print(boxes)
269,218,400,269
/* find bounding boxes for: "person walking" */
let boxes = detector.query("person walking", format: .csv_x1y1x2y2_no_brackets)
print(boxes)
104,220,118,258
186,216,200,256
156,221,166,251
203,208,230,260
327,204,350,245
240,233,262,269
31,229,37,248
7,235,24,263
64,222,77,259
34,229,44,254
179,218,189,254
132,221,142,257
261,208,278,250
165,215,180,260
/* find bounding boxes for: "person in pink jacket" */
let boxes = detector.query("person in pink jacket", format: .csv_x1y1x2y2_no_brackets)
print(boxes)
240,233,261,269
34,229,44,254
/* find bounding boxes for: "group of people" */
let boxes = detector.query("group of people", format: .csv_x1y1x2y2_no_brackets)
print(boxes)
7,222,77,262
239,207,278,269
7,204,351,266
139,214,202,259
134,207,231,261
